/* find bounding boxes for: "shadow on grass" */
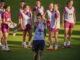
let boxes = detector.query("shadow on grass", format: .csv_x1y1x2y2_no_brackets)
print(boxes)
9,33,23,36
59,29,80,35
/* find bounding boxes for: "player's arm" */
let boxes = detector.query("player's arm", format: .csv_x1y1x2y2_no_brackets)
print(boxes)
42,8,46,24
42,12,46,24
56,18,59,28
20,17,24,30
30,10,33,25
18,17,21,25
62,13,64,26
3,18,8,24
0,15,2,25
73,9,76,24
62,8,65,27
55,12,59,29
55,17,59,28
0,20,2,24
18,11,22,25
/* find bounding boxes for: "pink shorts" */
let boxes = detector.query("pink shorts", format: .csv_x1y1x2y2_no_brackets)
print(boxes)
64,21,74,28
51,28,59,32
47,21,51,30
24,24,32,31
2,24,9,33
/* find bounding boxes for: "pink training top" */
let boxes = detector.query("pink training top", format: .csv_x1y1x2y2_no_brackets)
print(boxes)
63,6,75,14
63,6,75,23
3,12,11,23
51,10,60,29
46,10,53,22
19,8,31,19
33,6,44,14
33,6,44,23
20,9,32,27
2,12,11,30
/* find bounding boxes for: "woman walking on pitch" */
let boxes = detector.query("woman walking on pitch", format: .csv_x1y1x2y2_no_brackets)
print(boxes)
20,4,33,48
62,0,76,48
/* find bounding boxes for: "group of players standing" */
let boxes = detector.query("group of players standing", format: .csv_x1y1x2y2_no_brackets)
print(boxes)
0,0,76,60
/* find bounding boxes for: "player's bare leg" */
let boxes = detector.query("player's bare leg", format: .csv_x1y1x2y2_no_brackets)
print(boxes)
28,29,32,48
62,28,69,48
54,32,58,50
34,52,38,60
39,50,43,60
47,32,53,50
68,28,73,48
22,31,27,48
4,32,10,51
0,31,3,47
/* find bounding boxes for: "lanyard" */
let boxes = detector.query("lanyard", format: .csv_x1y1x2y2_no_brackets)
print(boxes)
38,24,42,35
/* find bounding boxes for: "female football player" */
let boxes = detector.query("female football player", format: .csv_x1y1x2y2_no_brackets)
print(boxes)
2,5,15,51
20,4,33,48
62,0,76,48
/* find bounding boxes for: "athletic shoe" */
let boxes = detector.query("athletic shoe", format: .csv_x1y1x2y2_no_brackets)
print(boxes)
61,46,66,48
28,45,32,48
5,46,10,51
23,45,28,48
47,46,53,50
68,46,72,48
1,46,6,51
54,48,58,51
22,42,28,48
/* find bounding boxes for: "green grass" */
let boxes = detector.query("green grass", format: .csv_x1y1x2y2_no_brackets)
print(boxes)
0,0,80,60
0,23,80,60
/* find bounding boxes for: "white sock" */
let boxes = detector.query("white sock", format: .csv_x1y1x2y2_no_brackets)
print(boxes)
23,42,26,45
5,45,8,48
68,41,70,46
55,45,58,48
2,45,5,47
50,44,53,48
24,42,26,45
28,41,31,46
64,42,66,46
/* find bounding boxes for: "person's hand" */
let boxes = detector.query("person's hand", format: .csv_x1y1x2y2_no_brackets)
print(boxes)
62,22,64,27
21,26,24,30
10,22,14,25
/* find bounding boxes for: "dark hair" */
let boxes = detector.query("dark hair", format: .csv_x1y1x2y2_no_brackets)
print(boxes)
4,5,10,9
37,13,42,17
20,0,25,2
36,0,40,2
67,0,73,5
23,4,27,9
1,0,5,2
